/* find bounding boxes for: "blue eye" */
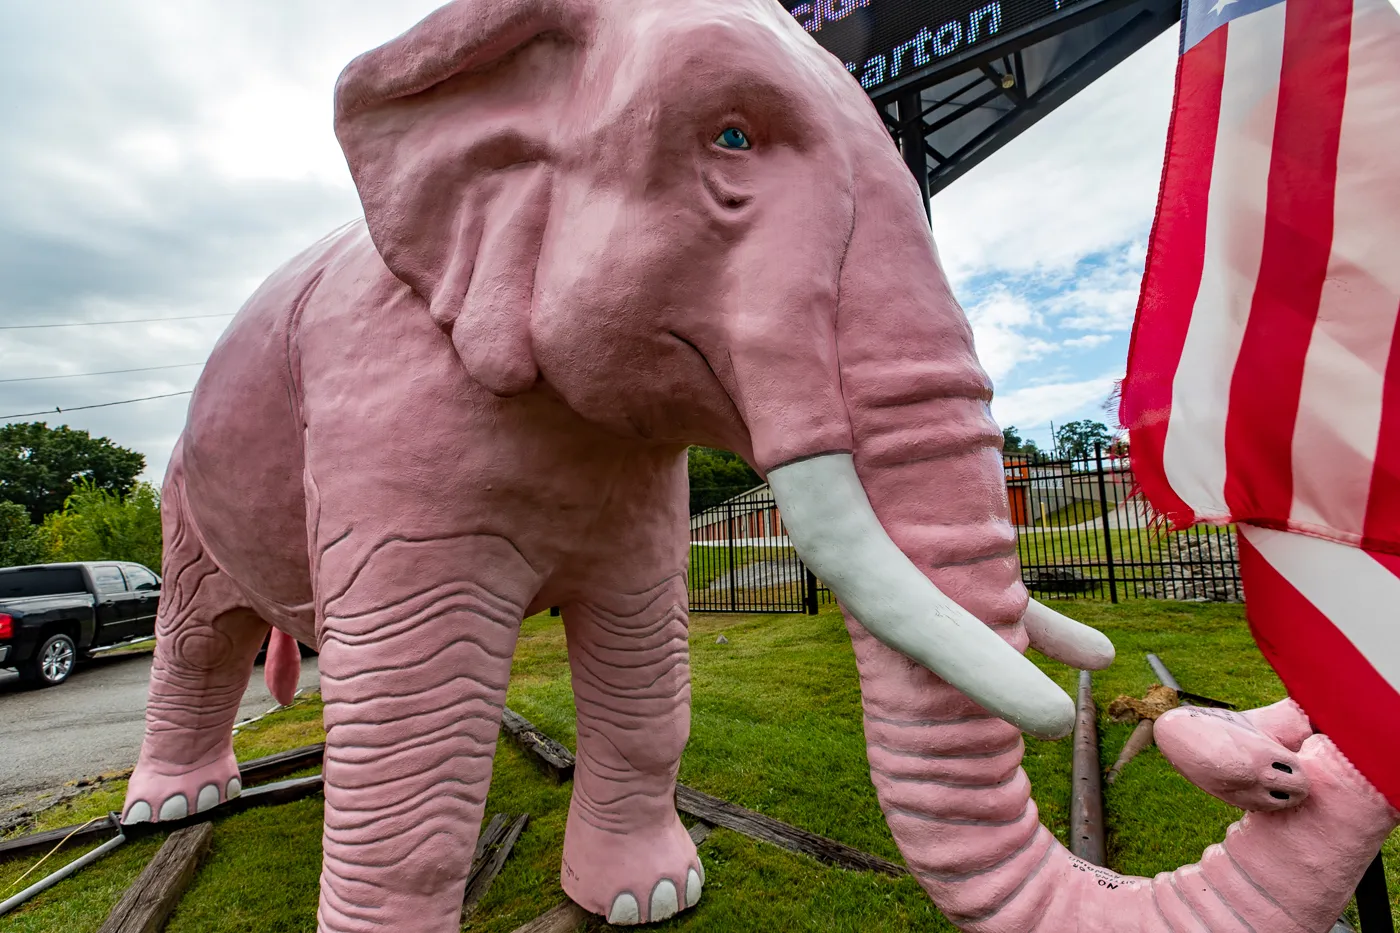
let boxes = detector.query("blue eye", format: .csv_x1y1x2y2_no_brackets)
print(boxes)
715,127,751,150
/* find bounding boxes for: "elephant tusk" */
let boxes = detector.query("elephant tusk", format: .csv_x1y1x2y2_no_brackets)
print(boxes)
1022,599,1115,671
768,452,1076,739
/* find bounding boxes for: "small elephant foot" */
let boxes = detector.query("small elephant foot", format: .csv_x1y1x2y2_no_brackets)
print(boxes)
122,748,241,824
560,804,703,925
1156,705,1310,811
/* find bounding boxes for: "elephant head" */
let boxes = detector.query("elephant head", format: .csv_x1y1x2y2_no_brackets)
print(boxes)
333,1,1398,929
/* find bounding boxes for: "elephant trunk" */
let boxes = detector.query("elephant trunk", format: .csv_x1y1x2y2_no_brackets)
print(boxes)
848,614,1395,933
771,148,1398,932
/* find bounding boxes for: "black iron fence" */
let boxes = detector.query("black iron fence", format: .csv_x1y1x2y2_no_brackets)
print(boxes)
1006,445,1240,604
686,445,1243,612
688,486,832,613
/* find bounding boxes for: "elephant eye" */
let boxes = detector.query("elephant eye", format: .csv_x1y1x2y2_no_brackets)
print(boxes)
714,127,751,150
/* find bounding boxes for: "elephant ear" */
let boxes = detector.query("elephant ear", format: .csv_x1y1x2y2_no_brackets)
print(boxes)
334,0,594,396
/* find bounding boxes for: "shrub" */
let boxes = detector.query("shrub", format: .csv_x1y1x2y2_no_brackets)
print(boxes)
0,501,47,567
40,479,163,571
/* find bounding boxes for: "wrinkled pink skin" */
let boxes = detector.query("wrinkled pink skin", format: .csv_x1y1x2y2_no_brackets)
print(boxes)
123,0,1399,930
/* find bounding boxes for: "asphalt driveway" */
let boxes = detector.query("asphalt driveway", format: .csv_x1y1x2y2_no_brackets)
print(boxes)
0,650,320,818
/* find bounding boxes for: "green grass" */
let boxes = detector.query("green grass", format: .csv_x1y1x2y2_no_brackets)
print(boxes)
687,545,763,591
687,546,801,592
1035,499,1103,527
1,603,1395,931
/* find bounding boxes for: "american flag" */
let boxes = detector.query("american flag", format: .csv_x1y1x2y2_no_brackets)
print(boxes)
1120,0,1400,809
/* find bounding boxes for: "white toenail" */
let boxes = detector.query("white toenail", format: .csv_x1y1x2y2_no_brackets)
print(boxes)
196,784,220,813
687,868,702,907
650,879,679,921
607,893,640,925
159,794,188,821
124,800,151,824
226,776,242,799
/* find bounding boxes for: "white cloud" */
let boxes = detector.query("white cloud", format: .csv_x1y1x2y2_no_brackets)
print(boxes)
991,374,1123,432
965,290,1057,381
929,32,1176,285
922,34,1176,443
1046,242,1149,332
1062,334,1114,349
0,1,448,482
0,3,1179,485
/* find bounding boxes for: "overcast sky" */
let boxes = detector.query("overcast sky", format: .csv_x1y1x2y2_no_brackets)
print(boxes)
0,1,1177,483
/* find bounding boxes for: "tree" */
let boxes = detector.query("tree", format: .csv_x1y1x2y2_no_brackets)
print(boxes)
687,447,762,515
0,501,46,567
1054,420,1113,460
41,480,164,571
0,423,146,523
1001,426,1042,461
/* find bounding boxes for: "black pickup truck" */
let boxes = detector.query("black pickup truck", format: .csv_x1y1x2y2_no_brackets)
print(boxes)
0,561,161,687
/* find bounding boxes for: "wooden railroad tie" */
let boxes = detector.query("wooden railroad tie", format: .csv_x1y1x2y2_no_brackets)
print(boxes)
500,709,576,782
0,744,330,862
3,706,903,930
97,822,213,933
498,707,906,876
463,812,530,919
2,709,908,877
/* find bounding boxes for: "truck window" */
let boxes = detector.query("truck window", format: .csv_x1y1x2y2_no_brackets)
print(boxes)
124,566,160,591
0,567,87,599
91,565,128,596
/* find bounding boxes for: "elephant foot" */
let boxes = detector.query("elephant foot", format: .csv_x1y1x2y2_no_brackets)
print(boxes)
560,801,703,925
1156,705,1310,812
123,747,241,824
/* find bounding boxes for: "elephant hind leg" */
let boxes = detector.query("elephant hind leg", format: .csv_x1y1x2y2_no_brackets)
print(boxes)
124,481,270,823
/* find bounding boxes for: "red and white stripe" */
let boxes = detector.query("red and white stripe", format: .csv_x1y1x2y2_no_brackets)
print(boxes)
1160,1,1286,522
1123,0,1400,808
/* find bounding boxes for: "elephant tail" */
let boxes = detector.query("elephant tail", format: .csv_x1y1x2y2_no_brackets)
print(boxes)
265,628,302,707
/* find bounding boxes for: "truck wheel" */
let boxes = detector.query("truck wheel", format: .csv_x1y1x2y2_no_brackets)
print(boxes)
20,632,77,687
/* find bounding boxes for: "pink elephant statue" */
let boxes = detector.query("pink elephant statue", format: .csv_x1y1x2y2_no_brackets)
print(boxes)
122,0,1399,930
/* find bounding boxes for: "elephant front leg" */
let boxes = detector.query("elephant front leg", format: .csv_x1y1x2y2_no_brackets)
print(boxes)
314,534,534,933
560,575,701,925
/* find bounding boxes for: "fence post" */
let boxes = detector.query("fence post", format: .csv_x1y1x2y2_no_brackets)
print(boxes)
1095,442,1119,604
803,567,819,615
726,498,737,613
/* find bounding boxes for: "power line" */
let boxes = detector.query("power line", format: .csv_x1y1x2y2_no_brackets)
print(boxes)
0,362,205,384
0,313,234,330
2,391,194,421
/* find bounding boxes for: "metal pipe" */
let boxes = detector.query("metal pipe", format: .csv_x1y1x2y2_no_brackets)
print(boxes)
0,832,127,918
1069,670,1107,865
1145,653,1183,693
